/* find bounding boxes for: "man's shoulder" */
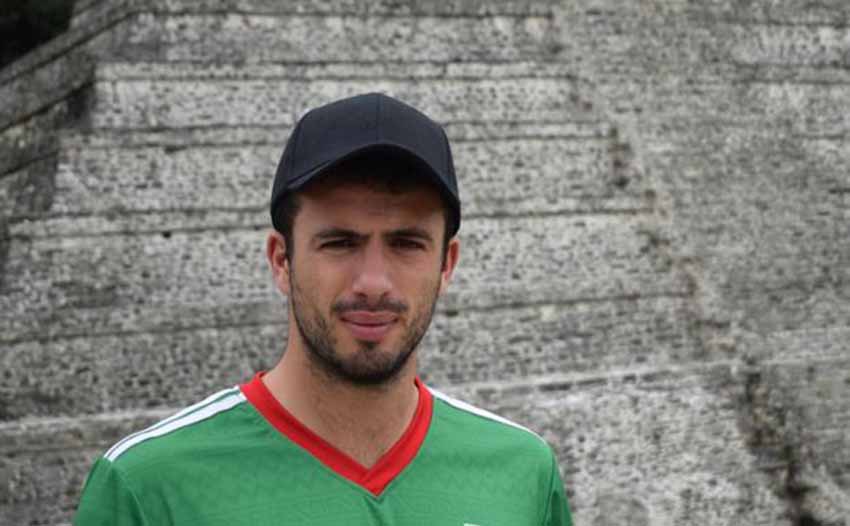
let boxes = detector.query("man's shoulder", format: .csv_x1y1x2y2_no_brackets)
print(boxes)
427,386,553,457
103,385,251,472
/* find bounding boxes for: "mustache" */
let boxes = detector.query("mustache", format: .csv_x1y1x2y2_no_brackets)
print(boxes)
331,298,408,314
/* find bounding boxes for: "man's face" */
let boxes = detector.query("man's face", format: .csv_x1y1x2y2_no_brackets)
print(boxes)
269,178,459,386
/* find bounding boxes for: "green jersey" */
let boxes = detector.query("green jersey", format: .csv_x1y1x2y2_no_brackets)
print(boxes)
74,374,572,525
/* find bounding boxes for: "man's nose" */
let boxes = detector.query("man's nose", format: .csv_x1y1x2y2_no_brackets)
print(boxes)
350,242,393,303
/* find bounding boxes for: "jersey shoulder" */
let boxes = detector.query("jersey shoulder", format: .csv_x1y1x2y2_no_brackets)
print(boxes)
427,386,552,457
102,385,250,473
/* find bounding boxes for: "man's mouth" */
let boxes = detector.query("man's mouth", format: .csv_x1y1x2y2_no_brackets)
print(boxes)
339,311,398,342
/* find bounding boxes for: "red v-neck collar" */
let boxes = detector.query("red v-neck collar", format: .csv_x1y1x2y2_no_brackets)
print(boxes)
240,372,433,496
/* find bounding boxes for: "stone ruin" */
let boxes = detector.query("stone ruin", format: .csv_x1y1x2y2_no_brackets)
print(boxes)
1,1,849,524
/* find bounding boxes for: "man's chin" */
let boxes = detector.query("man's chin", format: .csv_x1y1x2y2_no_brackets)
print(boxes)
324,345,413,386
333,364,405,387
344,354,405,381
338,329,398,355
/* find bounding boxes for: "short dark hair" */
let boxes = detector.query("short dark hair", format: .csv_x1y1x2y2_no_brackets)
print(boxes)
272,153,455,265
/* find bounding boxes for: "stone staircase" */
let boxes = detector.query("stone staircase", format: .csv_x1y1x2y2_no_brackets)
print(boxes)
2,1,849,524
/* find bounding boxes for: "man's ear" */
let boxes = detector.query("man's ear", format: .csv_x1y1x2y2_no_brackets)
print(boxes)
438,236,460,296
266,230,291,296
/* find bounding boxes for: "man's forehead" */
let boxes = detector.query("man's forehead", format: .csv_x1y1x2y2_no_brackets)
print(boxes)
297,180,441,223
300,175,442,205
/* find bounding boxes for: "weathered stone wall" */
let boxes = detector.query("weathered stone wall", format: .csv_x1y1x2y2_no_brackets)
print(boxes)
1,1,848,524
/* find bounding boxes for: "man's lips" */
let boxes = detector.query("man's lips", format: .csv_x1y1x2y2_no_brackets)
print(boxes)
339,311,398,342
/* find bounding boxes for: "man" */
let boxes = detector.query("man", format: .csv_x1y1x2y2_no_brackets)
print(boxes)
74,93,572,525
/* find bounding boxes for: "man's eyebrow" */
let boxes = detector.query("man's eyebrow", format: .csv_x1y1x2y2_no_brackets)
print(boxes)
313,228,364,240
312,227,434,243
385,227,434,243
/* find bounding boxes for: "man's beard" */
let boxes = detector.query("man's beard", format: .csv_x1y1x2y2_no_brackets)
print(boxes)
288,273,440,387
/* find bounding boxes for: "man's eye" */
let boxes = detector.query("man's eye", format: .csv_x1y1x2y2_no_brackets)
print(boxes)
392,238,424,250
321,239,356,249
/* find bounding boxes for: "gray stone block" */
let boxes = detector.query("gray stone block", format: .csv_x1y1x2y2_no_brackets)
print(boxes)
0,157,58,220
0,50,94,130
0,102,68,178
0,0,121,85
4,0,850,524
449,366,791,526
89,74,585,130
690,2,850,25
420,296,699,386
0,325,282,419
45,133,643,219
727,23,850,67
116,12,557,64
1,228,278,343
1,215,688,344
0,412,165,524
1,295,697,418
71,0,557,24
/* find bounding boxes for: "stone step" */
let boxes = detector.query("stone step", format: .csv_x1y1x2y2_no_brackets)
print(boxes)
96,60,581,82
6,0,849,162
87,60,850,137
0,157,57,222
0,295,696,419
0,410,169,526
558,0,850,25
698,2,850,25
535,357,848,526
0,49,94,134
89,74,591,130
592,74,850,137
637,126,850,336
0,0,128,86
69,3,850,73
0,92,82,178
1,213,689,344
729,82,850,137
1,325,278,421
0,8,568,171
33,133,644,220
2,0,558,121
726,22,850,68
1,60,609,203
114,11,559,65
64,119,613,148
72,0,556,28
69,0,850,28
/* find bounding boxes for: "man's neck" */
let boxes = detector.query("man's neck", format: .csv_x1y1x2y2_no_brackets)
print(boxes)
261,345,420,468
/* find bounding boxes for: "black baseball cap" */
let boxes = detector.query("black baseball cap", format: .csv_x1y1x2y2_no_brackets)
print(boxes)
270,93,461,236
